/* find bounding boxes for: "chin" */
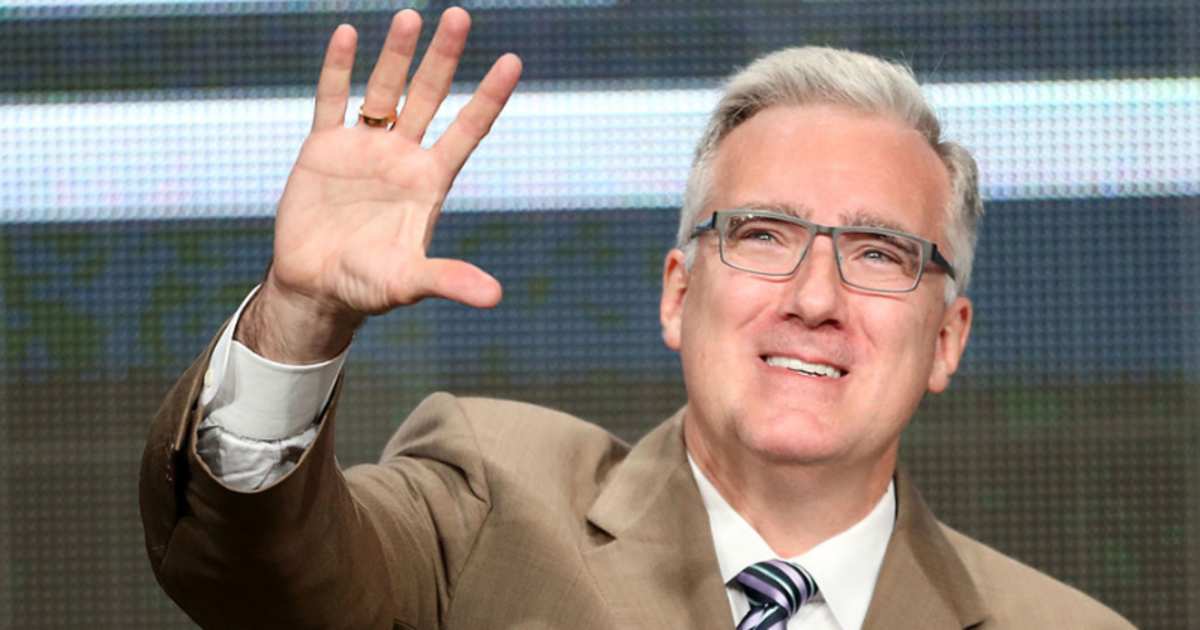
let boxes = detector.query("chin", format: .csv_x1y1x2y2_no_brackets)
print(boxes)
734,414,847,466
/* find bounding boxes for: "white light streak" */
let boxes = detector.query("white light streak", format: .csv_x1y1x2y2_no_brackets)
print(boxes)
1,78,1196,223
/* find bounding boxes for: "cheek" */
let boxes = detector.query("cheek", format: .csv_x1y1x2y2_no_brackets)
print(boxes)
719,275,779,324
679,275,777,380
684,271,766,338
862,302,940,371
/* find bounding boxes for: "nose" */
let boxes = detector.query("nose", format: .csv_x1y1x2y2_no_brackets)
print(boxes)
782,233,845,328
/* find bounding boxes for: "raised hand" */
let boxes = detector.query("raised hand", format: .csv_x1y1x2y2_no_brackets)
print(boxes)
238,8,522,362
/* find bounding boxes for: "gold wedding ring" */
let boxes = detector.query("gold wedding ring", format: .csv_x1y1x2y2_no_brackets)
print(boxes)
358,105,397,130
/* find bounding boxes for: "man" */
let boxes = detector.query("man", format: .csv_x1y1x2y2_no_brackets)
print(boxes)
140,7,1134,629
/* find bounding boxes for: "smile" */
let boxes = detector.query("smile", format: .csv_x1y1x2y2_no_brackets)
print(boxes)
763,355,846,379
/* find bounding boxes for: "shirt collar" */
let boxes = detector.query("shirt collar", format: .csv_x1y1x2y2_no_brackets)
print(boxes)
688,455,896,630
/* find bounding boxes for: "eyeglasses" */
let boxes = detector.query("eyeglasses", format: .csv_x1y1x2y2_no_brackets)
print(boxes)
689,209,957,294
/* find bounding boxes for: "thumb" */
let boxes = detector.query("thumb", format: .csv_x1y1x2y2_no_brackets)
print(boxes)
419,258,504,308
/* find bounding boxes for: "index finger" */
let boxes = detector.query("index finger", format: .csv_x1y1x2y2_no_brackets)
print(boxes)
433,53,523,175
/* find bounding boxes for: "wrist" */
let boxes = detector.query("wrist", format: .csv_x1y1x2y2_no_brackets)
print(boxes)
235,277,363,364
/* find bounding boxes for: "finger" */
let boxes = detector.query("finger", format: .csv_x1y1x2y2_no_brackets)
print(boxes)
416,258,503,309
312,24,358,132
393,7,471,141
360,10,422,123
434,53,522,175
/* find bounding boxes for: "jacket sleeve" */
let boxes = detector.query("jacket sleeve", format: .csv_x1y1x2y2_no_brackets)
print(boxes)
139,331,492,630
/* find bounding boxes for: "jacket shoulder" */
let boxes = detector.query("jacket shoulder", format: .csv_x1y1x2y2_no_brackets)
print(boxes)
380,393,631,508
384,392,628,461
939,525,1136,629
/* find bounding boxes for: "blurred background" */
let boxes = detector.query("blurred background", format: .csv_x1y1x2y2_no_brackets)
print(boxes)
2,0,1198,627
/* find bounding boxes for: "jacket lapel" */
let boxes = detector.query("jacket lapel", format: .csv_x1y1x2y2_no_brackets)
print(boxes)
582,409,732,630
862,469,988,630
581,413,989,630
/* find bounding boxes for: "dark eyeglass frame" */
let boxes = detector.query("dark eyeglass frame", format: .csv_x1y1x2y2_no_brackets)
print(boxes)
689,209,958,294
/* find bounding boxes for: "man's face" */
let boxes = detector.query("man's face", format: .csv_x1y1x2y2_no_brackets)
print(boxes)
660,104,973,472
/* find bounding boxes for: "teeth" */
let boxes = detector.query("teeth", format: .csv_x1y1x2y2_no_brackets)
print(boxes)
765,356,845,378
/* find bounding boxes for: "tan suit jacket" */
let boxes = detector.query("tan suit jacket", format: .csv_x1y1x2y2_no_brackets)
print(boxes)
141,346,1134,629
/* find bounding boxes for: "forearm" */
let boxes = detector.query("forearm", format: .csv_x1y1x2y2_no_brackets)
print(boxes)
137,283,387,626
140,344,488,629
142,368,397,629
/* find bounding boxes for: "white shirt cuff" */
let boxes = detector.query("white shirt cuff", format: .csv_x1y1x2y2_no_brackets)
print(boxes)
199,285,348,441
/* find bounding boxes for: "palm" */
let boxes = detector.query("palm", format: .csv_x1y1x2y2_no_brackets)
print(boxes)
274,129,453,314
266,9,521,319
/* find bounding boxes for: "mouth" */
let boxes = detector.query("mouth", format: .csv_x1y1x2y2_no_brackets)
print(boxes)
762,355,847,379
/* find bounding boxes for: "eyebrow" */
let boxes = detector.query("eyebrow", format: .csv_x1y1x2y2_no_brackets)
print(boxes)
737,201,814,220
735,202,917,235
838,209,915,235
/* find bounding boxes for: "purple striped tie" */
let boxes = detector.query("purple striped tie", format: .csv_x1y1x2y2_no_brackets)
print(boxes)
732,560,819,630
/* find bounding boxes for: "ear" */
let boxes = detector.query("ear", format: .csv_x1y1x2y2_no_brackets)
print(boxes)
927,295,973,393
660,248,690,351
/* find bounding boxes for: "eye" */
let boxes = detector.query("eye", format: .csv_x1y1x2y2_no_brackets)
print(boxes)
727,217,792,247
840,232,921,272
860,247,903,265
742,228,779,243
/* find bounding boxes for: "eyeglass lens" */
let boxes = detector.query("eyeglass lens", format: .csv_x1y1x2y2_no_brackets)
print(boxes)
720,214,924,291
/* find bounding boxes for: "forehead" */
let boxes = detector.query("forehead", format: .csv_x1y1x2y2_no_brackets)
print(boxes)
708,104,951,239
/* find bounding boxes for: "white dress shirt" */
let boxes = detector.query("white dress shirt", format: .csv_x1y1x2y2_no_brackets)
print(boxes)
197,288,894,628
689,456,895,630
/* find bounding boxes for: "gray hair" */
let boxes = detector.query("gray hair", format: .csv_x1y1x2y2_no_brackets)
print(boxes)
677,47,984,302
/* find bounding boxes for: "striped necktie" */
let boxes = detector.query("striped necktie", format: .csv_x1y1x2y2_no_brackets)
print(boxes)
732,559,820,630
